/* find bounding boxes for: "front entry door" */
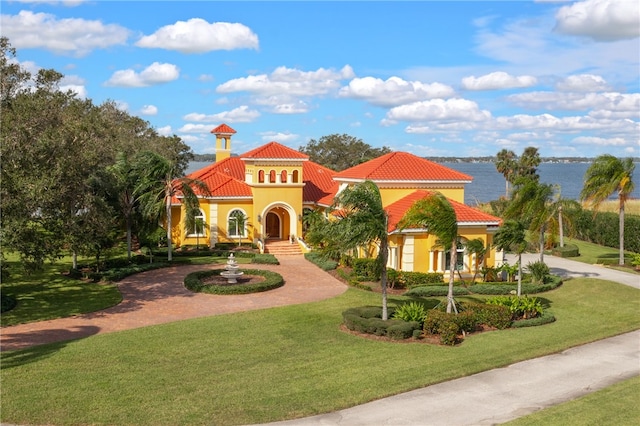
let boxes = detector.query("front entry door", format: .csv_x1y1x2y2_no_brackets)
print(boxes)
265,212,280,239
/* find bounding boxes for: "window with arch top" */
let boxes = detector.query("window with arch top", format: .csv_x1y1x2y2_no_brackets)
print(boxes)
280,170,288,183
228,209,247,237
269,170,276,183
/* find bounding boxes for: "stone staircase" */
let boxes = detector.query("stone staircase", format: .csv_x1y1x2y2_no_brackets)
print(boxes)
264,239,303,256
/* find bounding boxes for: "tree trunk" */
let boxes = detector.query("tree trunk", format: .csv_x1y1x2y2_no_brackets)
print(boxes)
380,236,389,320
619,196,625,266
558,206,564,247
517,253,522,297
72,251,78,269
166,190,172,262
447,240,456,314
539,225,545,263
126,216,132,260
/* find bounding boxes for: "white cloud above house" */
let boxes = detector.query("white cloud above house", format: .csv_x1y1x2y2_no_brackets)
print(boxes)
104,62,180,87
339,76,455,106
135,18,259,53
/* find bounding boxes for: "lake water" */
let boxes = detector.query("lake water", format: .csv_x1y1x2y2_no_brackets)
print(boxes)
187,161,640,205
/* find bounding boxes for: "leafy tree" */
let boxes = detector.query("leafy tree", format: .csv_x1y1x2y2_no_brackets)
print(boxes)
325,181,391,319
580,155,636,265
493,220,527,296
399,193,458,313
299,134,391,171
134,151,209,262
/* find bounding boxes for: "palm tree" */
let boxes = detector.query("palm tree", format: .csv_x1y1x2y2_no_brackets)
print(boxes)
493,220,527,296
465,238,487,283
546,187,581,248
506,178,554,263
328,180,391,319
107,152,138,260
495,149,517,197
581,155,635,266
399,193,458,313
134,151,209,262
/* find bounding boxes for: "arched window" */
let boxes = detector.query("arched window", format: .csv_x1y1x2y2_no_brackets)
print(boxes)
292,170,299,183
228,209,246,237
269,170,276,183
188,209,206,237
280,170,288,183
258,170,265,183
445,240,465,271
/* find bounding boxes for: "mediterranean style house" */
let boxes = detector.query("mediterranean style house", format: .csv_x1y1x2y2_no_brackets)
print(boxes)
170,124,502,277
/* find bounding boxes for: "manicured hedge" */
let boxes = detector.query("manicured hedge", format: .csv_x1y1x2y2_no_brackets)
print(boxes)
388,269,445,288
511,311,556,328
574,210,640,253
404,286,471,297
552,244,580,258
342,306,422,340
251,253,279,264
184,269,284,295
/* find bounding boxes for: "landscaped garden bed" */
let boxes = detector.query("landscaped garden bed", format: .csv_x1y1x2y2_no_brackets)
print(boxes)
184,269,284,295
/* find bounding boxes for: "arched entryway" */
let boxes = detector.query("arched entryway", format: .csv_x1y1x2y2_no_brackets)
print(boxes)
265,211,281,239
261,203,298,241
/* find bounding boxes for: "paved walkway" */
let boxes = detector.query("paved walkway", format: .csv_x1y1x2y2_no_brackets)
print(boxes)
1,254,638,426
0,256,347,352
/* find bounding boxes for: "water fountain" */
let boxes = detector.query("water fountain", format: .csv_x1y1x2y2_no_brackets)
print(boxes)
220,253,244,284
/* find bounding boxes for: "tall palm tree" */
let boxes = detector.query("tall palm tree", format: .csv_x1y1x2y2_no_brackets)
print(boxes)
399,193,458,313
493,220,527,296
546,187,581,248
329,180,391,319
107,152,139,260
465,238,487,283
581,155,635,266
495,149,517,197
134,151,208,262
505,178,554,263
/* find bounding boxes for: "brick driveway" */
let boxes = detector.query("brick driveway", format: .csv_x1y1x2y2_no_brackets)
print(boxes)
0,255,347,352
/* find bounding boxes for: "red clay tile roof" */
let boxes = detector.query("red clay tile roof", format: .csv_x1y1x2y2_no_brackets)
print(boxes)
210,123,237,135
303,161,339,206
183,158,251,198
334,152,472,182
241,141,309,160
188,157,245,181
386,190,501,233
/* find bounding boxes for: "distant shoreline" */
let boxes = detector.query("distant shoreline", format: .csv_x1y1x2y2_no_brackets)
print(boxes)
191,153,640,164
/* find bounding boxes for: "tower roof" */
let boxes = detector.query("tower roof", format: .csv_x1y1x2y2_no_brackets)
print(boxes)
240,141,309,160
210,123,237,135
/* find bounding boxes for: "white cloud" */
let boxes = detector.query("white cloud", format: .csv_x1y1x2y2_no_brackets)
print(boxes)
339,76,455,106
258,131,299,143
105,62,180,87
461,71,537,90
140,105,158,116
217,65,354,97
60,84,86,98
198,74,214,82
506,91,640,118
136,18,259,53
554,0,640,41
555,74,612,91
384,98,492,124
0,11,130,56
270,102,310,114
571,136,630,146
16,0,86,5
157,125,173,136
182,106,260,127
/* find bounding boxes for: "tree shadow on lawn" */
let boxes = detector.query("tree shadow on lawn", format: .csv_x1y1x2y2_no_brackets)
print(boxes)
0,325,101,367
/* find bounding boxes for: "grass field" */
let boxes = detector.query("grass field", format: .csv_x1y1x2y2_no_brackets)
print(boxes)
591,199,640,216
2,277,639,426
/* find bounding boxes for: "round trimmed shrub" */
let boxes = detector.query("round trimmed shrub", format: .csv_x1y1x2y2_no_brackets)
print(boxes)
184,269,284,295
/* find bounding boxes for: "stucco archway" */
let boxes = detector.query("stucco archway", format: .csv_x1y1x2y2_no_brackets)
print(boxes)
260,202,298,241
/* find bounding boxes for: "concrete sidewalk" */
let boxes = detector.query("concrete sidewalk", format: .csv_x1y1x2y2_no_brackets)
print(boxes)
262,255,640,426
264,330,639,426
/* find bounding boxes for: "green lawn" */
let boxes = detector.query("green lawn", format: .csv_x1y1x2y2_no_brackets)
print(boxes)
505,375,640,426
2,278,639,426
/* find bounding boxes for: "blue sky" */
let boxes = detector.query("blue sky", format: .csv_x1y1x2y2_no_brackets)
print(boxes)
2,0,639,158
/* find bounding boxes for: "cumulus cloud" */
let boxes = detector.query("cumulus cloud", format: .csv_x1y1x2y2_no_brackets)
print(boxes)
0,10,130,56
140,105,158,115
157,125,173,136
217,65,354,97
461,71,537,90
182,106,260,126
136,18,259,53
554,0,640,41
60,84,87,98
383,98,492,124
555,74,612,92
270,101,310,114
258,131,299,143
104,62,180,87
338,76,455,106
571,136,630,146
506,91,640,118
